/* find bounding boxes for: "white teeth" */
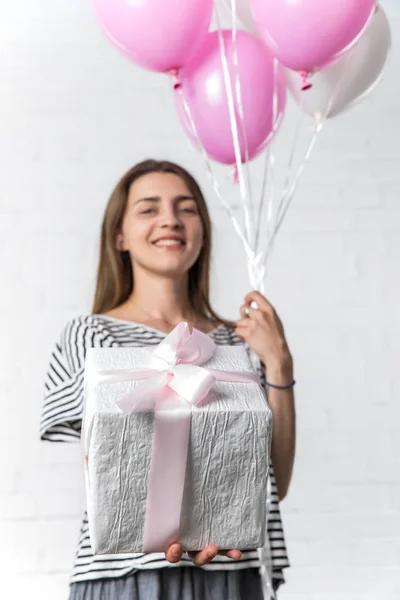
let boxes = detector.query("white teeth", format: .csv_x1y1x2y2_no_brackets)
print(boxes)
154,239,183,247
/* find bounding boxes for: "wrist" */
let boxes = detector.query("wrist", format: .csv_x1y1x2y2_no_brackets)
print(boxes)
264,356,294,384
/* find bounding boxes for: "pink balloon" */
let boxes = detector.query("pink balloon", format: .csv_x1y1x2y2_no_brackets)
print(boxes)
250,0,376,73
175,30,286,165
92,0,213,73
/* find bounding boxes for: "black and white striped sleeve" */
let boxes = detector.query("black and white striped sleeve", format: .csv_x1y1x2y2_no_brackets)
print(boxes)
40,316,116,443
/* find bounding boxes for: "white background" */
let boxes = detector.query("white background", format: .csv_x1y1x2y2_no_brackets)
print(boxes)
1,1,399,598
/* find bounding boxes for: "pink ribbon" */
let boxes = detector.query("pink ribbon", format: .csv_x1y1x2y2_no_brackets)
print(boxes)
96,322,259,552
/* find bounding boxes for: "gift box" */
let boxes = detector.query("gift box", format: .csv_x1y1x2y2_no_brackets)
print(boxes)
82,323,272,555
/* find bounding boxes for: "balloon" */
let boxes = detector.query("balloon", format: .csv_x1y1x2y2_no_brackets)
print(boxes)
285,6,391,119
175,30,286,165
250,0,376,74
92,0,213,73
217,0,257,34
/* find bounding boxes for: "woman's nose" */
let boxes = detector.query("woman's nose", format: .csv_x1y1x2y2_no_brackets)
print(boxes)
160,208,183,228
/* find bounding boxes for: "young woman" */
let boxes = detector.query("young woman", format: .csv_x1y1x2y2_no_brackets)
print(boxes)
40,159,295,600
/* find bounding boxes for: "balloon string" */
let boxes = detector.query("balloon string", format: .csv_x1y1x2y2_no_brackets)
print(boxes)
269,117,324,251
174,86,254,261
275,93,305,226
255,147,271,257
214,6,254,255
260,52,353,265
229,0,254,225
254,58,279,262
266,58,279,245
257,467,276,600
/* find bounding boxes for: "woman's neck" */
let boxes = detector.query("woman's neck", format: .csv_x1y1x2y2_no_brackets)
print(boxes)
104,273,210,332
102,268,218,334
129,292,194,325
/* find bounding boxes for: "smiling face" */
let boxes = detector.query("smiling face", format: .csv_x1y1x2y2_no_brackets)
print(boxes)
117,171,205,278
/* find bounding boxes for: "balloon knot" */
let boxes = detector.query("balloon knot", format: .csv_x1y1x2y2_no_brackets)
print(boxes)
169,69,182,91
300,71,312,91
233,166,239,185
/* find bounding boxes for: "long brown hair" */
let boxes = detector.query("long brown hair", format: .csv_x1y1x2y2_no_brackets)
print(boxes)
92,159,231,327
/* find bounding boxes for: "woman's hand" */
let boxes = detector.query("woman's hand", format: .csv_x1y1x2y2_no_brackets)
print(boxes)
166,543,241,566
235,290,293,372
236,291,296,501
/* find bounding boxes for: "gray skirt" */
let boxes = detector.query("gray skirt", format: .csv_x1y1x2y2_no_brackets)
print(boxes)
69,567,266,600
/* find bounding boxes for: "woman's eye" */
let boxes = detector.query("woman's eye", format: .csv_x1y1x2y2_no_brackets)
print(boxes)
139,206,197,215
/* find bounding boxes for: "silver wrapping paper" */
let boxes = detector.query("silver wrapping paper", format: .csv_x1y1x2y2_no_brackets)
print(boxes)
83,345,273,555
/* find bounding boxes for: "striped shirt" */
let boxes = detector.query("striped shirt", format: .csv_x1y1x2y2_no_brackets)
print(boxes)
40,315,290,587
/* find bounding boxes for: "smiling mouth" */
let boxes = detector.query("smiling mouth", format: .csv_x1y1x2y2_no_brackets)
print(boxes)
153,239,185,247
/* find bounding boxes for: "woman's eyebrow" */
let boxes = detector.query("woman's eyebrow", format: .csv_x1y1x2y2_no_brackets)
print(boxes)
133,195,195,206
133,196,161,205
175,195,195,202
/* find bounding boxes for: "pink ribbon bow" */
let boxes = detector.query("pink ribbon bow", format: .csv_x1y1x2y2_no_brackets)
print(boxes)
97,322,259,552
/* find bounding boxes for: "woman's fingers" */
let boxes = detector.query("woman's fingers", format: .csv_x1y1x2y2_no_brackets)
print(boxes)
240,301,260,319
244,290,272,312
165,543,183,563
167,544,242,566
217,549,242,560
188,545,218,566
240,303,254,319
188,546,241,566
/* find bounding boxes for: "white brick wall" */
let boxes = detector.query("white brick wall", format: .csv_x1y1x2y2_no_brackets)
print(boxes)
1,1,399,598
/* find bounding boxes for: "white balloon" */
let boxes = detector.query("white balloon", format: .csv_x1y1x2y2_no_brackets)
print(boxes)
217,0,257,34
284,6,392,119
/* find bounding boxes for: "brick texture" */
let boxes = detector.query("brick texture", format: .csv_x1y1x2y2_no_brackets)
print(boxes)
1,1,399,598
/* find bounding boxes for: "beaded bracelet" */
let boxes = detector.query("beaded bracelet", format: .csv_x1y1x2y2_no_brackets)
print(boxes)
265,379,296,390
